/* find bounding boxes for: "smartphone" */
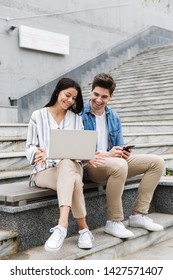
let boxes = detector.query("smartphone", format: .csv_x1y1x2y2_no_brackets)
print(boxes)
123,145,135,151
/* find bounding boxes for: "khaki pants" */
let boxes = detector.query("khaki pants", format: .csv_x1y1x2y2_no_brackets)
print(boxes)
34,159,86,219
86,154,165,221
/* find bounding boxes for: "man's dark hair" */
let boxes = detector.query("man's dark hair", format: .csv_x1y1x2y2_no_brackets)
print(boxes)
92,73,116,95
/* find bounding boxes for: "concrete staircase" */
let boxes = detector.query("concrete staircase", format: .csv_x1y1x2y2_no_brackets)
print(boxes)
0,124,31,184
1,44,173,259
0,45,173,185
0,228,19,259
82,45,173,160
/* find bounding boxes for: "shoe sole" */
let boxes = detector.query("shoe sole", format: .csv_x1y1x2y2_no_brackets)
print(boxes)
129,223,164,231
104,229,134,239
44,242,63,253
78,243,93,249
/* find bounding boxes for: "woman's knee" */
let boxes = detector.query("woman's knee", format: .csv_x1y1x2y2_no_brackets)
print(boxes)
57,159,77,175
74,173,83,192
59,159,74,168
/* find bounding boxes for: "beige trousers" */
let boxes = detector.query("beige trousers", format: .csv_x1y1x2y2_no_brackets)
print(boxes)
86,154,165,221
34,159,86,219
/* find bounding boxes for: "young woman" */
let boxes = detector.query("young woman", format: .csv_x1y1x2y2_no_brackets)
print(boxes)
26,77,103,253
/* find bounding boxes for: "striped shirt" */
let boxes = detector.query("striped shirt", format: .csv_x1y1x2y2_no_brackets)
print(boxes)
26,107,84,173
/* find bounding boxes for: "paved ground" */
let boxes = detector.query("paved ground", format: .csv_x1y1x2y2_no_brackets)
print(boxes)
120,237,173,260
3,213,173,261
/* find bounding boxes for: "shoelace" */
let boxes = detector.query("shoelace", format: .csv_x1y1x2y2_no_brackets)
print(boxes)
49,226,65,242
113,221,124,227
80,230,94,241
141,215,153,223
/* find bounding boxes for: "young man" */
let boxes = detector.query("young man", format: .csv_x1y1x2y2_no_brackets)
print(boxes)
82,73,165,238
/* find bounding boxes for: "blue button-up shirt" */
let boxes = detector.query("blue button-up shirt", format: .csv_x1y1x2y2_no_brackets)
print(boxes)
81,100,124,151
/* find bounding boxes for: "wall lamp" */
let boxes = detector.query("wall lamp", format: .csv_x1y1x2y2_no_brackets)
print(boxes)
7,25,17,33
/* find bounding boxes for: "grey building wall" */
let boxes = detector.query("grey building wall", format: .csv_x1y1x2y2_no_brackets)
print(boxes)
17,26,173,122
0,0,173,121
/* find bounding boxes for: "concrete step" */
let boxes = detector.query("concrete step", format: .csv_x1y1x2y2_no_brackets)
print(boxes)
0,228,19,258
120,237,173,260
113,71,173,82
4,213,173,260
116,87,173,98
110,97,173,108
118,56,173,68
115,53,173,67
124,132,173,144
116,104,173,114
94,74,173,88
114,66,173,77
129,143,173,155
0,151,29,171
122,122,173,133
0,169,32,184
0,136,26,152
114,78,173,90
0,124,28,137
118,114,173,122
118,109,173,118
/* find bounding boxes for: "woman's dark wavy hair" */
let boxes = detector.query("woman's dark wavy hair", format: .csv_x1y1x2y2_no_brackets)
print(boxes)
44,77,83,114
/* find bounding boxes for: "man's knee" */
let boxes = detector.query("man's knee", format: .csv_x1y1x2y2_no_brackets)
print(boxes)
106,158,128,177
154,155,165,172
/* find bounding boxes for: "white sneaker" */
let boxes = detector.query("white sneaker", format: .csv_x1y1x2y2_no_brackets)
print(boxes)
45,225,67,252
129,214,164,231
104,220,134,238
78,228,94,249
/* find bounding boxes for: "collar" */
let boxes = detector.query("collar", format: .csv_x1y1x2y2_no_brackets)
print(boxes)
84,100,110,115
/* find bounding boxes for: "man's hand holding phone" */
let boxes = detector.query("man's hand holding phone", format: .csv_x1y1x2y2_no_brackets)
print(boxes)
122,145,135,152
122,144,135,159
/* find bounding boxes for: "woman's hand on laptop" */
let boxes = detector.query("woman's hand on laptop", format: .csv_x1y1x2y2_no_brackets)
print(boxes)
34,147,47,166
88,152,105,168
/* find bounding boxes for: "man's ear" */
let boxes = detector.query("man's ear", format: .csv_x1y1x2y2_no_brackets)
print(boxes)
110,92,114,99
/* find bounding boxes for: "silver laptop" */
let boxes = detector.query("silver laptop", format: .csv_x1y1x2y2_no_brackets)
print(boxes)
48,129,97,160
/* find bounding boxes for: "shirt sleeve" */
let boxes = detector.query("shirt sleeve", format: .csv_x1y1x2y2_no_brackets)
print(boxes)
76,114,84,130
116,119,124,145
25,111,39,165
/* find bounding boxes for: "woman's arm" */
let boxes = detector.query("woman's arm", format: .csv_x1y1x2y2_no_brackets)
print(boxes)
25,112,40,165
